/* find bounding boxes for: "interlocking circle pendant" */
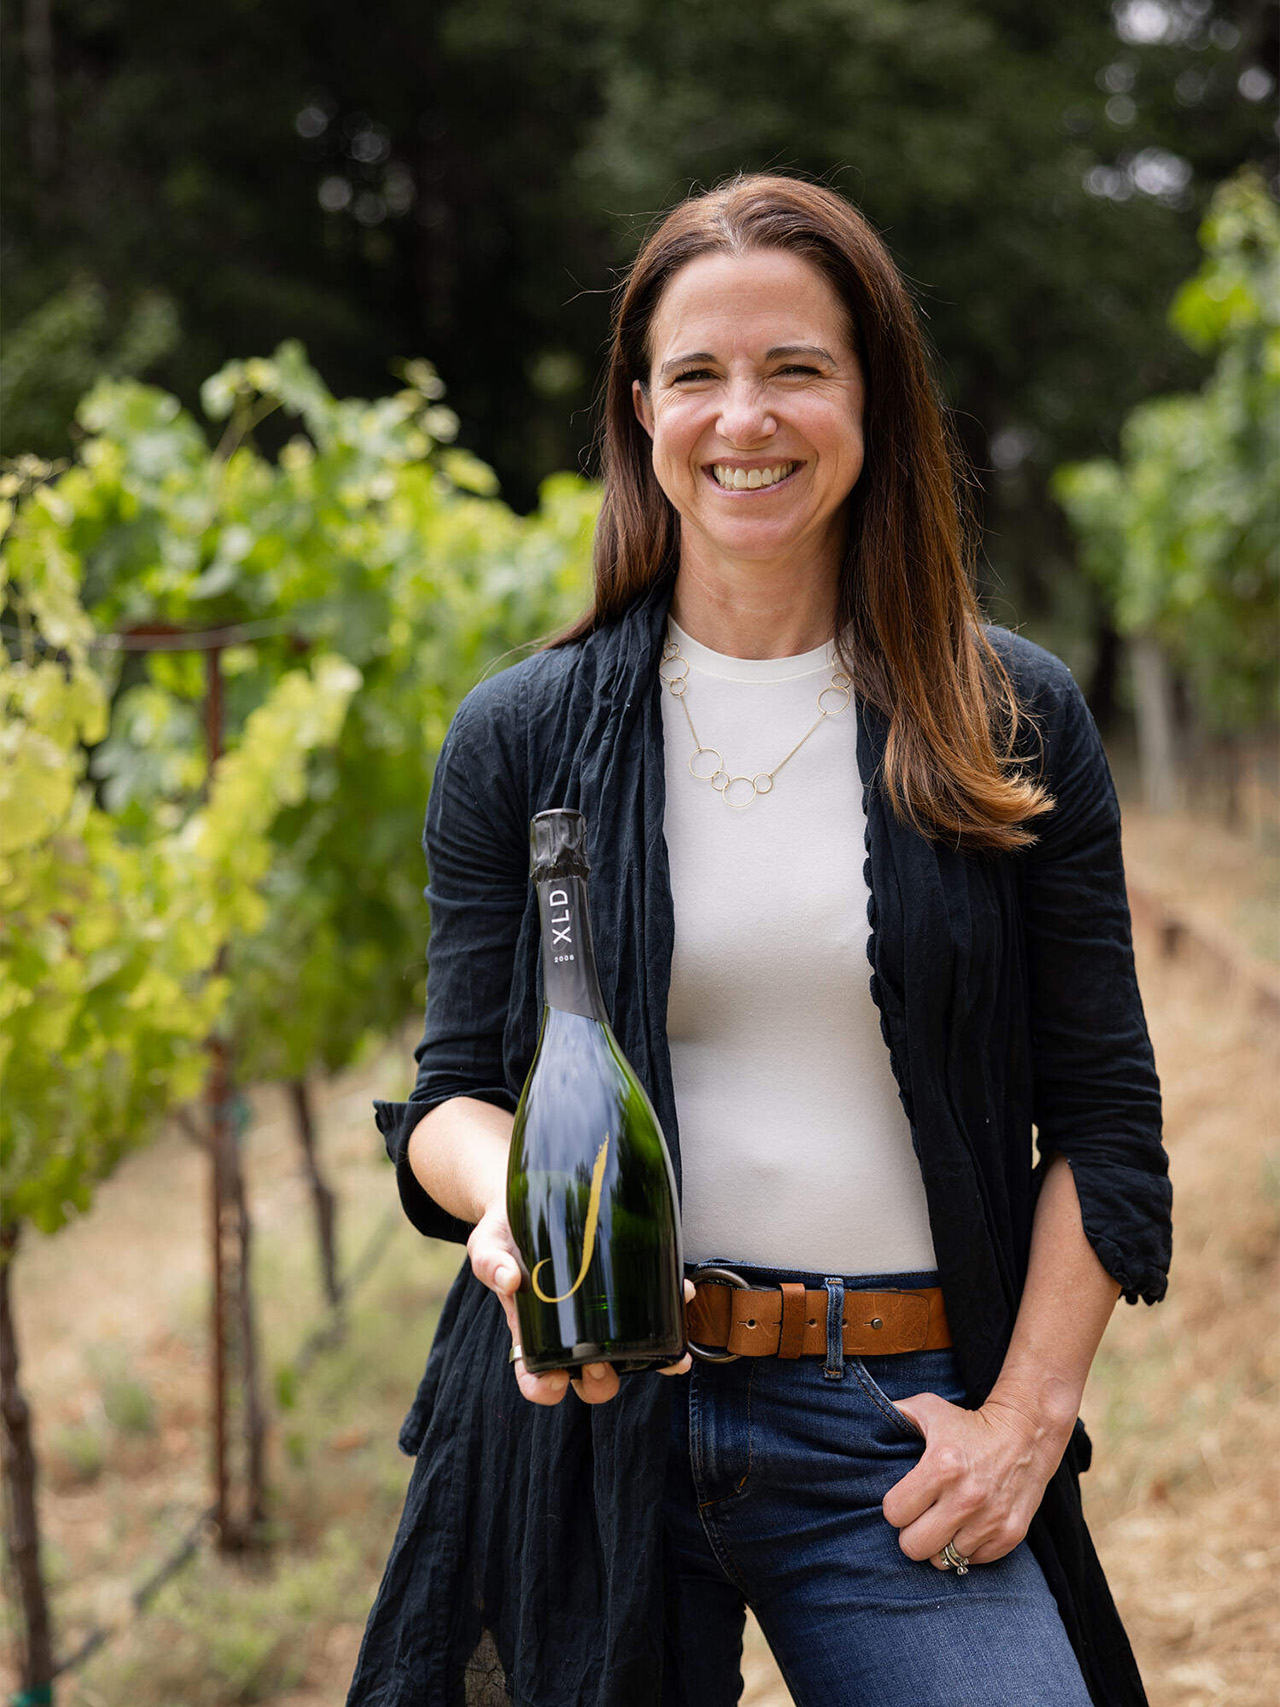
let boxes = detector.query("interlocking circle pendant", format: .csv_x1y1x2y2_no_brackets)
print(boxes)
661,630,851,811
818,672,852,716
659,649,690,699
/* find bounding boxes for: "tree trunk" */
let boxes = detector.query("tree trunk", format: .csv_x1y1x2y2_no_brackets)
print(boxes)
1218,735,1242,832
208,1039,232,1545
228,1122,268,1536
23,0,56,187
202,647,266,1548
0,1222,55,1698
1087,607,1122,734
1130,633,1180,812
208,1050,268,1549
288,1078,342,1308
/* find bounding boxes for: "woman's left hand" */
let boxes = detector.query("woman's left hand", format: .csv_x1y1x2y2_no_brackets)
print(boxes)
880,1392,1074,1569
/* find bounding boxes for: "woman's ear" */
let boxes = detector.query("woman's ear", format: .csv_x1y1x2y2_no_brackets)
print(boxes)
632,379,654,440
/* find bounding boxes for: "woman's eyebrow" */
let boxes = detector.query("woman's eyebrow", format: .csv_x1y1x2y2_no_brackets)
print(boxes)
657,351,716,381
766,344,836,365
657,344,838,382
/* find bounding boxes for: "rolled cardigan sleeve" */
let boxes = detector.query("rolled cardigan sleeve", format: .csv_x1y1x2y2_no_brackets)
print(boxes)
1021,661,1171,1305
375,687,527,1245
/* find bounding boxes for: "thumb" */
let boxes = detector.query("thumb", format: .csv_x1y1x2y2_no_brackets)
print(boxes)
891,1392,935,1436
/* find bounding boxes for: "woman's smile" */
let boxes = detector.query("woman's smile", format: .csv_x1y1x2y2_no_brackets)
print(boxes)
705,460,802,492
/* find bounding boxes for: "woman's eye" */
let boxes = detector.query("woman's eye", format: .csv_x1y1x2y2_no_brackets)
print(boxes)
671,369,714,384
777,364,820,377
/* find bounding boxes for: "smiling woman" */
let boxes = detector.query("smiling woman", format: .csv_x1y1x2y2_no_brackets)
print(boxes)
577,174,1059,855
349,175,1170,1707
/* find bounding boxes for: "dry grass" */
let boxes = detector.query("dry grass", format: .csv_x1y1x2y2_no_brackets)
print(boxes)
1121,800,1280,972
0,1066,447,1704
1,803,1275,1705
1078,923,1279,1707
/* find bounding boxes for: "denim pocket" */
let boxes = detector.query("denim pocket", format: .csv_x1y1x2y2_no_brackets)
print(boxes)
849,1347,965,1442
851,1359,925,1440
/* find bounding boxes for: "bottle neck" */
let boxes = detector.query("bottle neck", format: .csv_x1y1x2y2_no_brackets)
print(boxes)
536,874,609,1022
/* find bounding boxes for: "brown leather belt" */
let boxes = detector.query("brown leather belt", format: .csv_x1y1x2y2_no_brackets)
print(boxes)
686,1272,951,1362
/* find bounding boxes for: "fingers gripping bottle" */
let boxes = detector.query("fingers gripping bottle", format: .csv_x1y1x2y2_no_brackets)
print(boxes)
506,809,684,1374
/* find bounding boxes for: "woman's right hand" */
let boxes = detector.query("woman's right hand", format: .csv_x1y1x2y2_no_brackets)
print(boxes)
466,1201,693,1406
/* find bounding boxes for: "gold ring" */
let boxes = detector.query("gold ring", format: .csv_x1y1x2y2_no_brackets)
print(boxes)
688,745,723,781
941,1541,970,1575
509,1344,523,1365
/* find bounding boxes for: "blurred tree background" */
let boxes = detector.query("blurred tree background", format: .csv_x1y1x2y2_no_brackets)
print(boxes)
3,0,1276,697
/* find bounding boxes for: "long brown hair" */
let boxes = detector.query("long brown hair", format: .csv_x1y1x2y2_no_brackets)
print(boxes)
561,173,1052,853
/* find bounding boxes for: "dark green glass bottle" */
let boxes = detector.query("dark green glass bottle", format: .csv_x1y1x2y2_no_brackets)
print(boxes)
506,809,684,1375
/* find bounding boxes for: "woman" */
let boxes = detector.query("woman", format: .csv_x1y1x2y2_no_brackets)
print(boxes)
348,175,1171,1707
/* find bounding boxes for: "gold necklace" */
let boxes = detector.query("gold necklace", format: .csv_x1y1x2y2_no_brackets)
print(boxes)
658,631,851,809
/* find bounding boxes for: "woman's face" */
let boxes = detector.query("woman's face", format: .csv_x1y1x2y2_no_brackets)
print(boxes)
632,247,865,578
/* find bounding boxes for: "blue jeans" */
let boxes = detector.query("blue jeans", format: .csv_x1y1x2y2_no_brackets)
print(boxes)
661,1265,1092,1707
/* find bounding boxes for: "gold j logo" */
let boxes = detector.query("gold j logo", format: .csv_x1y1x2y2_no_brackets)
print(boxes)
531,1134,610,1304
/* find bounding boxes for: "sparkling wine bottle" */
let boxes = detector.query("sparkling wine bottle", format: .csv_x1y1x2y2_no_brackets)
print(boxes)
506,808,684,1374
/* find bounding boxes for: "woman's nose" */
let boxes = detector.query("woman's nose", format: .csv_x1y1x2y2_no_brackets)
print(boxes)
716,381,776,447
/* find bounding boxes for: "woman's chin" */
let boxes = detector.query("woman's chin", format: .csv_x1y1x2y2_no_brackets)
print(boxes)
689,515,836,570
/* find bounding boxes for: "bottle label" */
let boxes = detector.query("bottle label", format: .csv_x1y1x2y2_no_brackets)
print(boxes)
547,886,574,959
530,1134,610,1302
536,875,609,1020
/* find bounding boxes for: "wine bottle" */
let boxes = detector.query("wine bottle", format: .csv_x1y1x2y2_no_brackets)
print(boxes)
506,808,684,1375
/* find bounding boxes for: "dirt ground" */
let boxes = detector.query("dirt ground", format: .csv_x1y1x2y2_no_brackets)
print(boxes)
3,800,1277,1705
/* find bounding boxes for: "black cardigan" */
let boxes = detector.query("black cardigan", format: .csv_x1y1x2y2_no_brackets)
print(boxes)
347,583,1171,1707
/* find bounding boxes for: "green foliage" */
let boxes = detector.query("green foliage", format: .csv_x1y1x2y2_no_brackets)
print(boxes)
1052,169,1280,735
49,1421,107,1487
0,499,360,1232
90,1345,157,1440
274,1363,299,1412
52,343,593,1087
0,276,180,462
99,1370,158,1437
0,345,593,1243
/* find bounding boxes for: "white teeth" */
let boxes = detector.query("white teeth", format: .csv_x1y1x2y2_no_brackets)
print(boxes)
712,462,795,490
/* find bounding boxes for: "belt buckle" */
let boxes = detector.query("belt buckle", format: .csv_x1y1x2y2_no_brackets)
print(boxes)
686,1265,752,1364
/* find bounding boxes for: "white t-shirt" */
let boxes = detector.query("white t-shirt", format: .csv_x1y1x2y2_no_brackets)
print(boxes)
661,620,937,1276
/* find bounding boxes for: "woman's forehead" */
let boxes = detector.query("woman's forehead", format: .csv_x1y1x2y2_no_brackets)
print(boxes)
647,248,855,363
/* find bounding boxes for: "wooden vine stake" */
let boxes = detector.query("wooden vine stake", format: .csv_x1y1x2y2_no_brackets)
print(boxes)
0,1223,55,1703
288,1080,342,1309
202,642,267,1551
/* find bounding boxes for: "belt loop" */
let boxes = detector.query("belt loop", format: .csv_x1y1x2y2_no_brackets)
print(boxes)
823,1277,845,1381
